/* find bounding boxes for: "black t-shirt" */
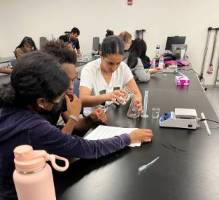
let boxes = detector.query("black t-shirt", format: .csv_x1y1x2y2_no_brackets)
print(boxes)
71,38,80,50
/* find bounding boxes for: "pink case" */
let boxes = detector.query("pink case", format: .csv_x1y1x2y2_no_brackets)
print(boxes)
175,74,190,86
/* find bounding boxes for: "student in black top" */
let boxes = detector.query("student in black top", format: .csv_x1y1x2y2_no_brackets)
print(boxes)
59,35,74,52
69,27,81,56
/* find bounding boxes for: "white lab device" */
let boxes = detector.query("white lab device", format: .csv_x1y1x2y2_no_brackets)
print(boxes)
159,108,199,129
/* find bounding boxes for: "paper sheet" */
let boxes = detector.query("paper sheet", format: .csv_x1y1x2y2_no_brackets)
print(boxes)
84,125,141,147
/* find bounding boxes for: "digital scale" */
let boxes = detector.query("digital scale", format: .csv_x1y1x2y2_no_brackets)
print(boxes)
159,108,199,129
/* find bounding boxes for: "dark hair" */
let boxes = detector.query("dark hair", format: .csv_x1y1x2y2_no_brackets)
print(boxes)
105,29,114,37
101,36,124,57
43,40,65,51
16,36,37,50
0,52,69,107
71,27,80,35
43,40,77,64
127,39,148,68
59,35,69,43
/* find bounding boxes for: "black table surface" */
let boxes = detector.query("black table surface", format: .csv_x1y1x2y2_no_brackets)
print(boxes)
76,55,98,67
55,70,219,200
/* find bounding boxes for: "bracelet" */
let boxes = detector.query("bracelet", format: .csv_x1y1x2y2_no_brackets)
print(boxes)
69,115,79,122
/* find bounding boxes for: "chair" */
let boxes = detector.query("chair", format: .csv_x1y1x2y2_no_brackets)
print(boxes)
92,37,100,55
39,37,48,50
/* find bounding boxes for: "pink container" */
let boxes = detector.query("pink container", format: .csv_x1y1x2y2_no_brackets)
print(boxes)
175,74,190,86
13,145,69,200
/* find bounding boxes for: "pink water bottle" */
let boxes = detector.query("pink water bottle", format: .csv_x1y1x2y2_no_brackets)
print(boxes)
13,145,69,200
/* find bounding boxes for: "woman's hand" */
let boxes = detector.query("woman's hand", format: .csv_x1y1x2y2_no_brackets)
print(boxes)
129,129,153,143
89,108,107,124
107,90,126,104
65,95,81,117
0,66,13,74
149,67,161,74
133,96,143,112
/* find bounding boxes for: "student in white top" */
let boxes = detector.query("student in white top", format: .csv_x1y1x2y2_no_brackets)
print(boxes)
80,36,142,111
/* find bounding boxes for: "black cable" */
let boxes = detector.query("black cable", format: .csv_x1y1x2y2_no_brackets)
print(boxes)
198,118,219,131
200,118,219,124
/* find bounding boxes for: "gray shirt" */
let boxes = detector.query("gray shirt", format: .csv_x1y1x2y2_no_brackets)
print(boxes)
125,58,150,82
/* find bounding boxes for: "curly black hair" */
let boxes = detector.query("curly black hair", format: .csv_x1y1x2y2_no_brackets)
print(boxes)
0,51,69,107
42,40,77,64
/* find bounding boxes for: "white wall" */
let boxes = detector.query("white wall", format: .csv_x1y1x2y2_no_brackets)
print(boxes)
0,0,219,84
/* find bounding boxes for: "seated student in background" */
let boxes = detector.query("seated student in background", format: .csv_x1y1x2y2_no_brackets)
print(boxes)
0,37,36,74
119,31,132,60
69,27,81,56
59,34,75,52
126,39,160,82
119,31,152,68
14,36,37,59
0,51,153,199
42,40,107,134
119,31,132,50
105,29,114,37
96,29,114,56
80,35,142,111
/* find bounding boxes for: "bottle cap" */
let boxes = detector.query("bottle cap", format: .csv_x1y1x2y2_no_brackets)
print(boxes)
14,145,69,173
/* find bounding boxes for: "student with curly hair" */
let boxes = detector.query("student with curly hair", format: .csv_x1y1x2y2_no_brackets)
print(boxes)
42,40,107,133
0,51,153,199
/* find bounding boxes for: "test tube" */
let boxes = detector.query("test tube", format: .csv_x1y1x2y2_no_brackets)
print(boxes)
141,90,149,118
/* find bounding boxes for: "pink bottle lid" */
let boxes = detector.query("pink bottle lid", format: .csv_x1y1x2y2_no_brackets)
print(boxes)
14,145,69,174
